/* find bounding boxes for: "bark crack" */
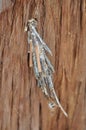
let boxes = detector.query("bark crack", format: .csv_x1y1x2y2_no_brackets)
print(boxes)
39,103,42,130
80,0,83,30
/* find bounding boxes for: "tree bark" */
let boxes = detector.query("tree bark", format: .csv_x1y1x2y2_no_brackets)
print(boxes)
0,0,86,130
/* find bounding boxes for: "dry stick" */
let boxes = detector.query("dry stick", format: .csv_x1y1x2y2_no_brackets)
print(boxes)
52,88,68,117
35,45,42,72
29,40,33,67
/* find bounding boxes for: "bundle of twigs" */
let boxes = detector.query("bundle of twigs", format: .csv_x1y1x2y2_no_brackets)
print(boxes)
25,18,68,117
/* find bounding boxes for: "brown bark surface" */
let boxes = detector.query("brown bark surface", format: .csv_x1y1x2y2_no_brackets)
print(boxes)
0,0,86,130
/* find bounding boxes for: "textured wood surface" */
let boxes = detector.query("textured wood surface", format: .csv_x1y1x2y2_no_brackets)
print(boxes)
0,0,86,130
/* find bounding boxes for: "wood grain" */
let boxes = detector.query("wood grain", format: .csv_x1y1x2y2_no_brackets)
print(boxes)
0,0,86,130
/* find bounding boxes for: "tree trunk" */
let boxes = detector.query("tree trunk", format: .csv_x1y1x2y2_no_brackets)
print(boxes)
0,0,86,130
